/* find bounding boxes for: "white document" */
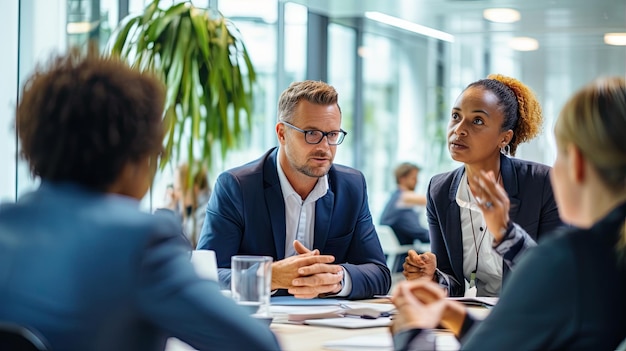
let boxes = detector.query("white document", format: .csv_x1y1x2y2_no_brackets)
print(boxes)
304,316,391,329
323,333,393,351
322,330,460,351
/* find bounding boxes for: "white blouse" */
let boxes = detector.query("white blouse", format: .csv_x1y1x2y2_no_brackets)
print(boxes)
455,173,503,297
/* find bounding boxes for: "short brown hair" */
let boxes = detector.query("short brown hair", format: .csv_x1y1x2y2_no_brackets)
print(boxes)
394,162,420,184
277,80,341,122
16,47,165,191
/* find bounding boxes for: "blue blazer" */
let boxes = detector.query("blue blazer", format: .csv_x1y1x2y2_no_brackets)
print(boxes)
427,154,563,296
0,182,279,351
197,148,391,299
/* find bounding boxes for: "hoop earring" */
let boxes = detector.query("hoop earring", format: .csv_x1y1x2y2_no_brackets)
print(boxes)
500,144,511,156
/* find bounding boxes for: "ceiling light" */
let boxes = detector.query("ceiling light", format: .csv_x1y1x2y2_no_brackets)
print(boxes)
483,8,521,23
66,21,99,34
364,12,454,43
508,37,539,51
604,33,626,46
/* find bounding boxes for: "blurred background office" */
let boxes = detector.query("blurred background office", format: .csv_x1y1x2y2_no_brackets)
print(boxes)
2,0,625,222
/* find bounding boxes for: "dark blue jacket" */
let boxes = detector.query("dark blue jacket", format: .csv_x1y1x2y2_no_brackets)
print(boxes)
0,182,280,351
380,189,430,245
197,147,391,299
427,154,563,296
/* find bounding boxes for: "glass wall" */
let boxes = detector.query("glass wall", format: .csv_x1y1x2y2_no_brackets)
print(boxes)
357,28,452,221
327,23,355,167
10,0,68,201
0,0,19,204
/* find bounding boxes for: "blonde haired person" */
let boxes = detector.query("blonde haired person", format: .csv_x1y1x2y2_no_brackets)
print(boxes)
392,76,626,350
403,75,563,297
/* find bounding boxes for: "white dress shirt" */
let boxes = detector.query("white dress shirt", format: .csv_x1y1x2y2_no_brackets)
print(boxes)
276,155,352,296
276,157,328,257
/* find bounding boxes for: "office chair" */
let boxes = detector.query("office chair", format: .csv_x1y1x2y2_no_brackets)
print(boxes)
376,224,414,272
0,322,50,351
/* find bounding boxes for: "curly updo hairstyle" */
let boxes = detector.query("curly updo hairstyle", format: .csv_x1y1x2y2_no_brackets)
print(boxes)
467,74,543,156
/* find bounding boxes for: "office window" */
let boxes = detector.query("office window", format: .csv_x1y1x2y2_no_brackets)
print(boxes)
0,1,19,203
328,23,355,167
359,30,451,220
13,0,68,200
214,0,280,172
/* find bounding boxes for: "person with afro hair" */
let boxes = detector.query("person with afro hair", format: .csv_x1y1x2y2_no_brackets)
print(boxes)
0,47,280,351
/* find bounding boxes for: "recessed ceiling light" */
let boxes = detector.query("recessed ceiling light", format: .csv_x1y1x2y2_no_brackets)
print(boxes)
508,37,539,51
483,8,521,23
604,33,626,46
66,21,99,34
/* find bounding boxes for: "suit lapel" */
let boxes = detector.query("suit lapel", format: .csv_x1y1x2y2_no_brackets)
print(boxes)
500,154,521,222
313,190,334,251
446,168,465,282
264,149,287,259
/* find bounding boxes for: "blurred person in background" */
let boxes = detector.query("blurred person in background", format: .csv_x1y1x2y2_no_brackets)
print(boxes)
380,162,430,245
164,161,211,247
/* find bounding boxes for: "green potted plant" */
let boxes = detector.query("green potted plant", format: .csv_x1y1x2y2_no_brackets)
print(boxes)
108,0,256,176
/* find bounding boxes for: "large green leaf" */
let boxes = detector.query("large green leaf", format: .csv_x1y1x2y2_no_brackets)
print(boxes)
107,0,257,183
145,2,190,43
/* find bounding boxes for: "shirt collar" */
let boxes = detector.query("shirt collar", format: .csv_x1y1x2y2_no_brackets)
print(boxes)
455,173,482,213
276,149,328,203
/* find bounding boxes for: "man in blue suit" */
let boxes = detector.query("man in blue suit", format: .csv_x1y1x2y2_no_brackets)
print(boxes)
0,48,280,351
197,81,391,300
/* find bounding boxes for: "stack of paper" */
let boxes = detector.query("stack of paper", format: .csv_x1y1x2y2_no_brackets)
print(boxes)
304,317,391,329
270,296,395,328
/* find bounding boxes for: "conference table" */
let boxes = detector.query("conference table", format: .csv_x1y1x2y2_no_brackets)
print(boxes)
165,296,487,351
167,324,395,351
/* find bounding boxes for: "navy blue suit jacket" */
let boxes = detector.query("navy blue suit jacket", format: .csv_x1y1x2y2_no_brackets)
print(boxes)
427,154,563,296
380,189,430,245
0,182,279,351
197,148,391,299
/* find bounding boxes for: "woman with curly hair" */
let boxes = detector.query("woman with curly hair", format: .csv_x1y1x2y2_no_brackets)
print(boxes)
403,74,563,297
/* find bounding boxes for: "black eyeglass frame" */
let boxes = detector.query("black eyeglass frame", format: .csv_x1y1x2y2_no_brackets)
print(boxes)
281,121,347,145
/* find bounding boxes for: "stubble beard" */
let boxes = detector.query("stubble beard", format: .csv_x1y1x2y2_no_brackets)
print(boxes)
296,163,331,178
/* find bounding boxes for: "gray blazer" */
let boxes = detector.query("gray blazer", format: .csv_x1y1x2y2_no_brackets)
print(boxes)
0,181,280,351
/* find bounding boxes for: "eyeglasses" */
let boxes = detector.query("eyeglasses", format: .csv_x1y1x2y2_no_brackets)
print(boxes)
281,121,347,145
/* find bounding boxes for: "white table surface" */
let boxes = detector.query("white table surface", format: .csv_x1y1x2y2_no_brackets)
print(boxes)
165,297,473,351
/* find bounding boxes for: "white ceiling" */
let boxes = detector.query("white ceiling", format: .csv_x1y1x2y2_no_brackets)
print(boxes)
288,0,626,49
286,0,626,98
